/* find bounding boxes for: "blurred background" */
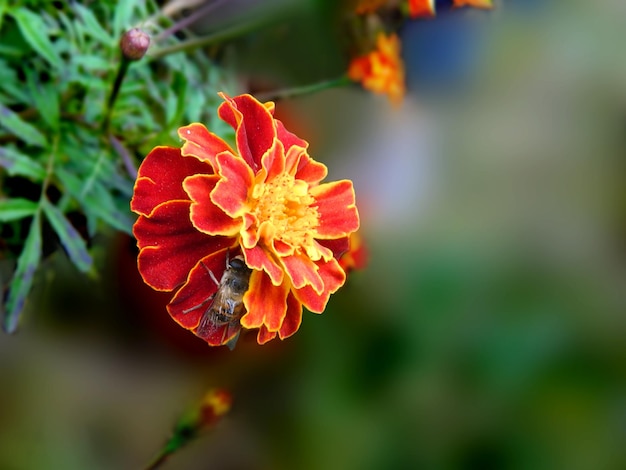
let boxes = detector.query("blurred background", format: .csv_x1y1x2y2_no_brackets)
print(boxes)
1,0,626,469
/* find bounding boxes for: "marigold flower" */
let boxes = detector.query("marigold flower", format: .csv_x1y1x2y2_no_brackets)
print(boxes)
347,33,405,106
452,0,493,9
408,0,436,18
131,93,360,347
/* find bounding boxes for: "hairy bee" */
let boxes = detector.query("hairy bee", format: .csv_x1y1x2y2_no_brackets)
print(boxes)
184,254,252,349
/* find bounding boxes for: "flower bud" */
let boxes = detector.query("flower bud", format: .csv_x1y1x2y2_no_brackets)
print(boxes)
120,28,150,60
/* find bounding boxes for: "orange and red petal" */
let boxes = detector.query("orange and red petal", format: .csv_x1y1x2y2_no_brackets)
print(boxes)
453,0,492,9
217,93,277,173
260,140,286,182
282,252,324,293
212,152,254,217
293,258,346,313
348,56,370,82
256,326,277,345
133,201,233,291
278,293,303,339
408,0,436,18
183,174,242,237
318,236,350,260
178,123,234,169
241,271,289,331
285,147,328,185
310,180,360,238
167,249,232,329
131,147,212,217
242,244,284,286
275,119,308,153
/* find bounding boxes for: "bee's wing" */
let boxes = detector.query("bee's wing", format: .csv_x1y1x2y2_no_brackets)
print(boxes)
224,328,241,350
196,290,227,339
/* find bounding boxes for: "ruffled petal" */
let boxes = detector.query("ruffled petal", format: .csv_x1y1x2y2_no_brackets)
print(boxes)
282,252,324,293
217,93,276,172
278,293,303,339
131,147,212,217
178,123,234,169
167,249,230,328
310,180,360,238
293,258,346,313
212,152,254,217
408,0,436,18
242,244,284,286
168,249,243,347
183,174,242,236
276,119,308,153
241,271,289,331
318,236,350,259
257,326,277,344
240,213,260,248
261,139,286,182
134,201,234,291
286,147,328,185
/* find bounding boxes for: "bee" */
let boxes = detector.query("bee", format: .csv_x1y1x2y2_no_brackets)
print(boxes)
184,253,252,349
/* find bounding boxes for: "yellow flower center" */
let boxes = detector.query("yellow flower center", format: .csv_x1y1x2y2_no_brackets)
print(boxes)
251,173,319,252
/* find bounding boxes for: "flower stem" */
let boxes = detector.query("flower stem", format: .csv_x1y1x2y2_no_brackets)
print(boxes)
254,76,353,102
148,17,265,60
102,57,131,132
155,0,230,42
143,388,232,470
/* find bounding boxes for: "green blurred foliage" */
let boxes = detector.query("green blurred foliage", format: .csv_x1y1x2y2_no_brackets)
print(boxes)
0,0,234,332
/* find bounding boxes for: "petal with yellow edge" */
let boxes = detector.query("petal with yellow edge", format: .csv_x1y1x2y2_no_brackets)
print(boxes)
178,123,234,169
311,180,360,239
183,174,242,236
241,271,289,331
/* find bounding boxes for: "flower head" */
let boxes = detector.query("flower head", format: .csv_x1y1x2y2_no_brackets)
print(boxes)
120,28,150,60
452,0,493,9
347,32,405,106
408,0,436,18
131,93,359,347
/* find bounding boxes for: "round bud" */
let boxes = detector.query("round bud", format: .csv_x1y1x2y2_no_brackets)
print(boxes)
119,28,150,60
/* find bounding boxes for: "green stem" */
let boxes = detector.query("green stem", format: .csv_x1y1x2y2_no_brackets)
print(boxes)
102,57,131,132
143,424,197,470
155,0,230,42
148,18,265,60
254,76,352,102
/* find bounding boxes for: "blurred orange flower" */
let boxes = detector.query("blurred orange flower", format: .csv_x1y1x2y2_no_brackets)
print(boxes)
408,0,436,18
347,32,405,106
453,0,493,9
131,93,360,347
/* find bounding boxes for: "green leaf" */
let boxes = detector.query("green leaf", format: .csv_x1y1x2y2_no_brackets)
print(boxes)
3,212,42,334
56,168,134,235
0,198,38,222
0,105,47,147
42,198,92,273
0,146,47,180
26,70,60,131
0,0,7,31
113,0,137,38
11,7,62,68
73,3,113,46
73,54,114,73
166,71,188,127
